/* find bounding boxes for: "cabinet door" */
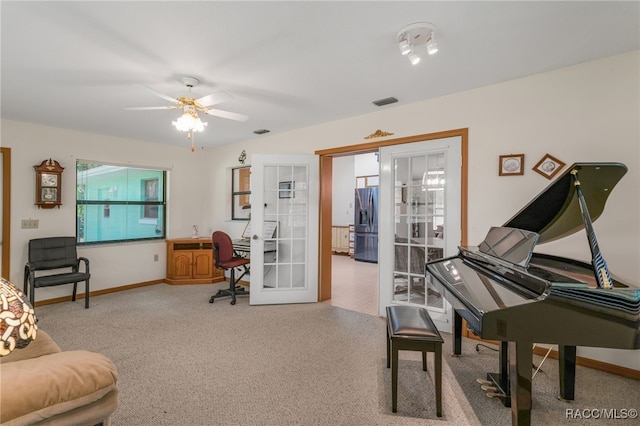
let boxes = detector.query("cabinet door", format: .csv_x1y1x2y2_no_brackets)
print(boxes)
331,227,339,251
171,252,193,279
192,251,213,279
339,227,350,250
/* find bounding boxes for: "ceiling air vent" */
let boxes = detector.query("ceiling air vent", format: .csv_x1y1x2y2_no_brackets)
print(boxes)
372,97,398,107
253,129,270,135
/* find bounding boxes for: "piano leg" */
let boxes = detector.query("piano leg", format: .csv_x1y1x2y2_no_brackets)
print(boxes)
508,341,533,426
486,341,511,407
558,345,576,401
452,310,462,356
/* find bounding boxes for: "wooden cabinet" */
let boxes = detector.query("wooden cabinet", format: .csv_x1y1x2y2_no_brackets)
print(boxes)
331,226,350,254
348,224,355,258
166,238,224,284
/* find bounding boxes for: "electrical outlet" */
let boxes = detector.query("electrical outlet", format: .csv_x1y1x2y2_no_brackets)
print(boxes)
153,254,159,262
21,219,39,229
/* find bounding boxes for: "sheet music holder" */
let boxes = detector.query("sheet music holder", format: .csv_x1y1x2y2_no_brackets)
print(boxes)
233,221,277,248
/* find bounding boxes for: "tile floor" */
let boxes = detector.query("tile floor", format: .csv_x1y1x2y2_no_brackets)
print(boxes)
325,254,379,317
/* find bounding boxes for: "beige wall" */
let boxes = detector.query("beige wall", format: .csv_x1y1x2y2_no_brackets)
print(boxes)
0,122,211,296
202,51,639,369
2,51,638,369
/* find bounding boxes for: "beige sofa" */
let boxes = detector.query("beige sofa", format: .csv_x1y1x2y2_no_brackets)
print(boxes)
0,331,119,426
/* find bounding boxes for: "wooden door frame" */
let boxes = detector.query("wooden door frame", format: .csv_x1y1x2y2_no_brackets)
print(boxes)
315,128,468,302
1,147,11,279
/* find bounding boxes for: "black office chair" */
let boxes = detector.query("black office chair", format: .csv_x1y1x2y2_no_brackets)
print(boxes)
209,231,250,305
24,236,91,308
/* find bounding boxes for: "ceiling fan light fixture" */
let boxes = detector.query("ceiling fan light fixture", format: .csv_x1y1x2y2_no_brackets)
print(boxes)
126,75,247,150
172,111,207,133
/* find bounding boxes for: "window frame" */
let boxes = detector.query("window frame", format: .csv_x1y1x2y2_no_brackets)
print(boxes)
76,161,167,245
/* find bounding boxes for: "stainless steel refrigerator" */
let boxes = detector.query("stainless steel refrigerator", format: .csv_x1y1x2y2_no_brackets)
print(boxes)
354,187,378,263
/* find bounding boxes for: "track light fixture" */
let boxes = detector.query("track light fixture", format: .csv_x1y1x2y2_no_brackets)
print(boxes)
396,22,438,66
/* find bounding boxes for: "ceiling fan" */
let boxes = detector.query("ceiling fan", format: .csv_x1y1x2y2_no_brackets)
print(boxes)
126,76,248,149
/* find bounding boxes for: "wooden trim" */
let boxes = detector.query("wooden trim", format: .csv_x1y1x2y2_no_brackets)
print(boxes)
315,128,469,156
466,331,639,380
33,279,165,307
460,131,468,246
532,345,640,380
318,155,333,301
317,128,469,306
165,277,223,285
1,147,10,280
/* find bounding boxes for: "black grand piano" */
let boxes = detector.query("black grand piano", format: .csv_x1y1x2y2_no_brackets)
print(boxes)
426,163,640,425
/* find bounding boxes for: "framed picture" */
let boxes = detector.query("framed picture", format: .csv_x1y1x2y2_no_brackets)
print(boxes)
279,181,294,199
499,154,524,176
533,153,565,179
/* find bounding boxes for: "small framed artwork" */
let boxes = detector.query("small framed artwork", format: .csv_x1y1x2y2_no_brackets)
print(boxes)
499,154,524,176
279,181,294,199
533,153,565,179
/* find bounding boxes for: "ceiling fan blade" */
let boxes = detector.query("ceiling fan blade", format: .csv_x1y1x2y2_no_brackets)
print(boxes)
135,84,180,104
196,91,233,107
125,106,177,111
203,108,249,122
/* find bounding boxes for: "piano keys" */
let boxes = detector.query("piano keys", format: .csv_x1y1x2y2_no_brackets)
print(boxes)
425,163,640,426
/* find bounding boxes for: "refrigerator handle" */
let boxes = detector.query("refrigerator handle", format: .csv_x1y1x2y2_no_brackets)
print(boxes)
368,191,374,227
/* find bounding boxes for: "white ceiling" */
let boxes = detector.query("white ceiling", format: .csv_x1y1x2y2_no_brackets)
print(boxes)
2,1,638,149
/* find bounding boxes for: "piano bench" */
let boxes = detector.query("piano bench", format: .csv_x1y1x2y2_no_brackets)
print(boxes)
386,305,444,417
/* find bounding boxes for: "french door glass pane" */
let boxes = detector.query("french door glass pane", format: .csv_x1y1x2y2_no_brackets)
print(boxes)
392,153,445,310
263,165,308,290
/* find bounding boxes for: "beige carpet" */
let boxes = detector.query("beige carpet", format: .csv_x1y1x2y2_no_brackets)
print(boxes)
35,283,479,425
34,283,638,425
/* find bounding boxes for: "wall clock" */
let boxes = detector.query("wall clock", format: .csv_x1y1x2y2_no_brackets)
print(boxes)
34,158,64,209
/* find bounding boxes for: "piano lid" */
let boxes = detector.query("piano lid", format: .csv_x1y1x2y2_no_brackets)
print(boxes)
504,163,627,244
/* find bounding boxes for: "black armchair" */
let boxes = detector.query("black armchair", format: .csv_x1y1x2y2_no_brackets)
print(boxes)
24,237,91,309
209,231,250,305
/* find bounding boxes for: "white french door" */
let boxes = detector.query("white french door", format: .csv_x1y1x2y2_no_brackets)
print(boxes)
378,137,461,332
249,154,319,305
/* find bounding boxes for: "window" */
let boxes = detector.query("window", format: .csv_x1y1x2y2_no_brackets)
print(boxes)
142,178,159,219
76,161,166,244
231,166,251,220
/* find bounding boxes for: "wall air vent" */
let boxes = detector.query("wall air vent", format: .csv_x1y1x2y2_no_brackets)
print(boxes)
372,97,398,106
253,129,270,135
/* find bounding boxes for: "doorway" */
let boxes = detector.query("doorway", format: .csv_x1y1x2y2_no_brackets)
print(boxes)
327,153,379,316
316,129,468,318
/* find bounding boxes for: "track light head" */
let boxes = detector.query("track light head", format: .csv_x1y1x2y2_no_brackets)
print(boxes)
398,37,412,55
408,52,421,66
426,36,438,55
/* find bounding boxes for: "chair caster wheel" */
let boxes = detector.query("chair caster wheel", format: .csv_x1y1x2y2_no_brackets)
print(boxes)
231,300,236,305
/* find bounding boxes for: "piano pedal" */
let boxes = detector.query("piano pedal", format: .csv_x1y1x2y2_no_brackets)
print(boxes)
486,391,504,399
481,385,498,392
476,378,493,386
